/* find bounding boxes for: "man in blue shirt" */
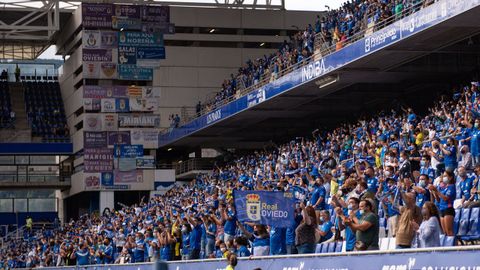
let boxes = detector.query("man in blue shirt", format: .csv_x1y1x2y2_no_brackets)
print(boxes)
419,155,435,180
336,197,361,251
364,167,378,193
309,178,326,219
412,174,431,207
269,226,286,255
132,232,147,263
285,207,302,254
318,210,333,243
222,204,237,242
187,216,202,260
71,241,93,266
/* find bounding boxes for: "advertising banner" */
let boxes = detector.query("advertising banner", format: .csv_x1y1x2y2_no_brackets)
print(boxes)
83,98,101,111
84,148,114,173
83,62,117,79
112,16,142,31
119,114,160,128
118,65,153,81
118,31,164,47
82,3,113,28
84,85,108,99
114,169,143,183
115,98,130,113
141,5,170,23
130,129,159,148
84,173,101,190
103,113,118,131
82,49,113,62
114,4,141,18
114,144,143,158
107,131,131,145
113,86,129,97
84,114,103,131
141,23,175,34
234,190,295,228
118,157,137,171
118,46,136,65
142,86,160,98
101,172,114,187
101,98,116,113
84,131,108,148
84,114,118,131
136,47,165,67
129,98,158,112
128,86,143,97
136,156,155,168
83,31,117,50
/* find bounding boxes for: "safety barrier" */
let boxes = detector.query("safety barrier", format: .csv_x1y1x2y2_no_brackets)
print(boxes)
42,245,480,270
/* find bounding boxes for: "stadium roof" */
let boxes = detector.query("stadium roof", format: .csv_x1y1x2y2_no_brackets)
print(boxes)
0,0,291,60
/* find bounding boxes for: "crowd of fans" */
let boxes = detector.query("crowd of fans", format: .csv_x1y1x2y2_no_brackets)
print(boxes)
1,78,479,267
194,0,436,120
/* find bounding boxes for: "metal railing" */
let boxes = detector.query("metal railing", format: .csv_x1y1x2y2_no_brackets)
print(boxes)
167,1,428,133
175,158,215,175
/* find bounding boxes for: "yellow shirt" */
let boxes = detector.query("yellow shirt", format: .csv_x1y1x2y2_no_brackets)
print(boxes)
330,179,339,197
415,132,424,146
226,266,234,270
375,147,382,168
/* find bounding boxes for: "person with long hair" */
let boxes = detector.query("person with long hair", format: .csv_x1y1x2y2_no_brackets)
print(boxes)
417,202,442,247
429,171,456,236
295,204,318,254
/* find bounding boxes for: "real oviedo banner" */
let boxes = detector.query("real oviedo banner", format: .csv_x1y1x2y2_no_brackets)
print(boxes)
234,190,295,228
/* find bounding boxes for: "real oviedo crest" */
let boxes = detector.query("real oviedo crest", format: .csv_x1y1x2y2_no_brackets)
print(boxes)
246,193,261,221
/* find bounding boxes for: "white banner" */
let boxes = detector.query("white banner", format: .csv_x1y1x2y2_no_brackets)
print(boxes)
129,98,158,112
84,113,118,132
130,129,159,148
101,98,116,112
119,114,160,128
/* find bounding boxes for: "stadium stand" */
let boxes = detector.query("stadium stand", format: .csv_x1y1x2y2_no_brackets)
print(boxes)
0,81,13,129
23,81,69,142
1,75,478,267
191,0,436,124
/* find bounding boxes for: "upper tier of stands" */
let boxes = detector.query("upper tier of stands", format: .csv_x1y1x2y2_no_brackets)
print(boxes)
0,82,12,129
186,0,434,127
24,82,69,142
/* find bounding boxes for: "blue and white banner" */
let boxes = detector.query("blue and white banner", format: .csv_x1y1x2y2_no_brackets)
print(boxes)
118,65,153,81
136,47,165,67
114,144,143,158
159,0,480,147
233,190,295,228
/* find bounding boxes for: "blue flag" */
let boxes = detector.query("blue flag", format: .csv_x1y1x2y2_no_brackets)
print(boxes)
233,190,295,228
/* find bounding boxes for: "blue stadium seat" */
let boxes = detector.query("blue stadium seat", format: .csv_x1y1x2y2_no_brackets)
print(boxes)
443,236,455,246
315,243,323,253
454,208,462,234
326,242,336,253
460,208,480,242
458,208,471,236
335,241,343,252
439,234,445,246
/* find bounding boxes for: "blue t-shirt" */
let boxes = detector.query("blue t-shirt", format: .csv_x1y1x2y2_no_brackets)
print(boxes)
181,232,190,255
457,176,474,200
319,221,333,243
309,185,326,210
438,184,456,211
237,245,251,257
189,225,202,251
206,223,217,239
416,187,430,208
471,128,480,156
132,239,146,263
444,146,457,168
366,176,378,193
269,227,286,255
285,214,302,245
344,210,362,251
160,245,171,261
224,211,237,235
76,249,90,266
